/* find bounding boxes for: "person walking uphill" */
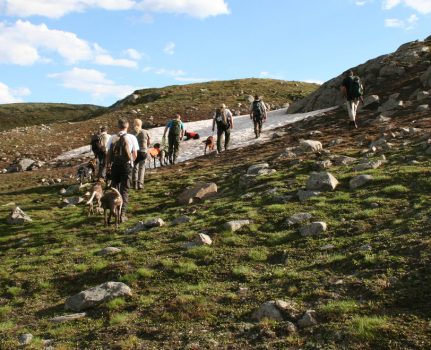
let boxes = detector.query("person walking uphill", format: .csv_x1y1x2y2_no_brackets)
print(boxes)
250,95,267,138
131,118,150,190
341,70,364,129
163,114,184,164
106,118,139,223
91,126,110,178
212,104,234,153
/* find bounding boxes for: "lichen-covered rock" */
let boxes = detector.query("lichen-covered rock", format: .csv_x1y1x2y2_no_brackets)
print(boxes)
7,207,32,225
300,222,327,237
306,172,339,191
177,183,217,205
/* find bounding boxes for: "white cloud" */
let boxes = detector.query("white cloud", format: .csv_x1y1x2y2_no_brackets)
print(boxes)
143,66,185,76
163,41,175,55
2,0,230,19
125,48,142,60
137,0,230,19
49,67,137,99
3,0,135,18
304,79,324,85
355,0,373,5
0,20,138,67
382,0,431,13
0,81,31,103
384,13,418,28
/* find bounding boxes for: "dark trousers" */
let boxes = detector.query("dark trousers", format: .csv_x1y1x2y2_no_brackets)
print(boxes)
253,117,263,137
217,128,231,153
110,163,132,215
168,134,180,163
97,152,107,178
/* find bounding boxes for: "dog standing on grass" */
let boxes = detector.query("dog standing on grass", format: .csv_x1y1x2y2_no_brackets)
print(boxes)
77,159,97,185
86,179,105,216
101,187,123,228
203,136,216,155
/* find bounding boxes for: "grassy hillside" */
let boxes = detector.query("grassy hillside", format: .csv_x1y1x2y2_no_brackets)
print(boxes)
0,103,105,131
0,105,430,349
0,79,318,164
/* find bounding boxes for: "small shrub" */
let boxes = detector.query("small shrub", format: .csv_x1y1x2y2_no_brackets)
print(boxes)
173,261,198,276
0,321,14,331
382,185,409,195
120,273,139,284
320,300,359,315
186,245,213,259
139,296,155,307
7,286,22,297
0,305,12,320
137,267,155,278
232,265,254,281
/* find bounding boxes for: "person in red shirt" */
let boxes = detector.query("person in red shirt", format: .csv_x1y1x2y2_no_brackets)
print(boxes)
184,130,200,140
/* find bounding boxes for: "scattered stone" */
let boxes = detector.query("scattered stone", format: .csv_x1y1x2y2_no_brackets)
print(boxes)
306,172,339,191
315,159,332,170
328,138,343,147
17,158,35,172
300,222,327,237
65,282,132,311
297,310,318,328
279,148,297,158
252,301,284,322
124,218,165,234
224,220,250,232
320,244,335,251
62,197,84,206
18,333,33,346
363,95,380,109
370,202,380,208
297,190,321,202
50,313,87,323
172,216,191,225
247,163,269,175
284,321,298,334
350,174,373,190
97,247,121,256
59,188,67,195
177,183,217,205
332,155,357,166
417,104,429,112
353,160,384,171
299,140,323,153
193,233,212,246
286,212,313,226
275,300,301,320
7,207,32,224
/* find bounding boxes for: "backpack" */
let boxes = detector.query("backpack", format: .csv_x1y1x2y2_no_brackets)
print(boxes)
252,100,265,119
169,120,182,137
350,76,364,98
91,134,105,157
109,134,131,166
215,110,229,130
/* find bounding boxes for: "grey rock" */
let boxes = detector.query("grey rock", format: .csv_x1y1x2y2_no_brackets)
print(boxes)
177,182,217,205
239,174,258,189
332,155,357,166
287,212,313,226
363,95,380,109
194,233,212,246
275,300,301,320
59,188,67,195
299,140,323,153
18,333,33,345
172,216,191,225
421,66,431,88
62,197,84,206
297,189,321,202
280,148,298,158
417,91,430,100
379,98,403,112
297,310,318,328
306,172,339,191
50,312,87,323
124,218,165,234
417,104,429,112
252,301,284,322
328,138,343,147
223,220,250,232
353,160,384,171
379,64,405,77
65,282,132,311
247,163,269,175
350,175,373,190
7,207,32,224
285,321,298,334
300,222,327,237
316,160,333,170
97,247,121,256
17,158,35,172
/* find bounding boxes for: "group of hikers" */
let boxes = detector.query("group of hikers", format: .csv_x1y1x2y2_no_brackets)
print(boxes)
88,71,364,223
89,95,268,222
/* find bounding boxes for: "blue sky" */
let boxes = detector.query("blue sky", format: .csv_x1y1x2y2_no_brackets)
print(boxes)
0,0,430,106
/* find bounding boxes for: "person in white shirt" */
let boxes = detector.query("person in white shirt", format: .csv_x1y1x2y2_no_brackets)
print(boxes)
106,118,139,222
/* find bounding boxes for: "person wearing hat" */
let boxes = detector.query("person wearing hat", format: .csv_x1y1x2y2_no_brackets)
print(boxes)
250,95,267,138
212,103,234,153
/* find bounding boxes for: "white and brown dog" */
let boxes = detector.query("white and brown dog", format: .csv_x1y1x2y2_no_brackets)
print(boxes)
101,187,123,228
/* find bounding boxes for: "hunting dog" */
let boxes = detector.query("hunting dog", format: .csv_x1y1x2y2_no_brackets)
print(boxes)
77,159,97,184
147,143,168,168
203,136,216,155
101,187,123,228
86,179,105,216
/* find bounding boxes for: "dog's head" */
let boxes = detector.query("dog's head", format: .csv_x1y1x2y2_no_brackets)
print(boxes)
153,143,161,149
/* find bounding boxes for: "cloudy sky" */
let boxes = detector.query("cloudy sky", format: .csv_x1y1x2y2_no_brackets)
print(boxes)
0,0,430,105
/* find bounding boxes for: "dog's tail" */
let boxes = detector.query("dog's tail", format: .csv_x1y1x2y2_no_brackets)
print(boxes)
111,187,121,197
86,191,97,205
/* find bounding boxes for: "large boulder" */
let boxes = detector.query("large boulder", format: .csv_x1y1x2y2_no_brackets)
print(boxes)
252,301,284,322
306,172,339,191
177,183,217,205
362,95,380,109
299,140,323,153
7,207,32,225
65,282,132,311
